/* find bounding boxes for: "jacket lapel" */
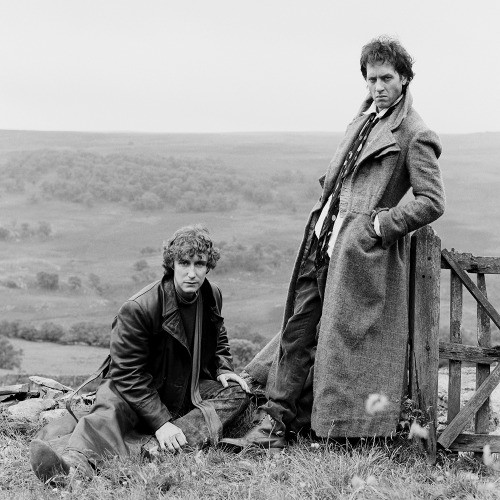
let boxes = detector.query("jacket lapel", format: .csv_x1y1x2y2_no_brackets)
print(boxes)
161,277,190,352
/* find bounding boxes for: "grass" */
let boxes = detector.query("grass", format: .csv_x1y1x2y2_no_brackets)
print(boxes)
1,409,500,500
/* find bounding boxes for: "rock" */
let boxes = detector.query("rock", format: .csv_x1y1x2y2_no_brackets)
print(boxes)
0,401,19,411
29,376,73,392
41,388,65,400
6,398,57,423
39,408,69,425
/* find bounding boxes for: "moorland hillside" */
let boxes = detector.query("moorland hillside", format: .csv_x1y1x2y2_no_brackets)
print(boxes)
0,130,499,375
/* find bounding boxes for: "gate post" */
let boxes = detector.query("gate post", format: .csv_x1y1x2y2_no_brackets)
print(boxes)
409,225,441,463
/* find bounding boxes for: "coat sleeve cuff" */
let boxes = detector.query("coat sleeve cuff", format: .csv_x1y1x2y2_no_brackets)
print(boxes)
136,399,173,432
375,207,409,249
216,368,234,377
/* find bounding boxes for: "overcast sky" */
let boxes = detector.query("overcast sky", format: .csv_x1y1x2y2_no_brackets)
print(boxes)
0,0,498,134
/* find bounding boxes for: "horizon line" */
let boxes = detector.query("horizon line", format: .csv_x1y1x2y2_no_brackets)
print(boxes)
0,128,499,136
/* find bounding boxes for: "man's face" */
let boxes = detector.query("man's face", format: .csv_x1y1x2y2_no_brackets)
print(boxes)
173,253,208,298
366,61,407,110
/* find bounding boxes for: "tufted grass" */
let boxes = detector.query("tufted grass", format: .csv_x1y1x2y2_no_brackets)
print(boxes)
1,408,500,500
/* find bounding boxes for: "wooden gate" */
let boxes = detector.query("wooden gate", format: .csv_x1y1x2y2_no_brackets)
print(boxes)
408,226,500,463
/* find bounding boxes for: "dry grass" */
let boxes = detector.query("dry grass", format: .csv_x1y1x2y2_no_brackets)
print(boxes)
2,409,500,500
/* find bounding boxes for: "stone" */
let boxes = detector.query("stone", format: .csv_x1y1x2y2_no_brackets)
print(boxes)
42,388,64,400
29,376,73,392
39,408,69,425
6,398,57,423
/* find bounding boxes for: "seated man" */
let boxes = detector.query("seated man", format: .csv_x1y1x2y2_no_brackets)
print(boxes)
30,225,250,483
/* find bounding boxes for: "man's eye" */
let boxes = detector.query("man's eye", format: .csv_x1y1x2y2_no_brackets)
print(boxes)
196,262,206,267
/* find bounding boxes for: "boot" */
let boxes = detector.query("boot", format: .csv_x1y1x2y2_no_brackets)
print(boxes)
30,439,93,484
220,413,287,451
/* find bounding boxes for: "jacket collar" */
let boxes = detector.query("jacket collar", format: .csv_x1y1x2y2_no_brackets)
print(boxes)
160,274,176,317
160,275,218,350
160,274,216,317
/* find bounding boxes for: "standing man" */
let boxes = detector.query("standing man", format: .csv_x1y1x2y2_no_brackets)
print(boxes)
225,36,445,448
30,225,250,483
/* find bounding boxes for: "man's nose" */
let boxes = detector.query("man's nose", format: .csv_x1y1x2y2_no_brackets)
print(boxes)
187,265,196,277
375,79,384,92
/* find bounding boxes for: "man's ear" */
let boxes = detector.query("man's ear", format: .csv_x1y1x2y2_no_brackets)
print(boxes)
401,75,408,86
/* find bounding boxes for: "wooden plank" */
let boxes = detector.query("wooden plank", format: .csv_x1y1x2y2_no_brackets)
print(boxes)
409,226,441,464
438,361,500,449
446,434,500,453
442,249,500,331
475,274,491,445
441,251,500,274
439,341,500,364
0,383,29,396
448,270,462,423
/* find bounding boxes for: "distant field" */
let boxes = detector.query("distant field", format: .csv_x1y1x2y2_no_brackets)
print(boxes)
0,337,108,378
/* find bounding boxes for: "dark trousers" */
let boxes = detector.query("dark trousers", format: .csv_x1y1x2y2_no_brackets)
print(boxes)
35,378,249,465
262,236,328,433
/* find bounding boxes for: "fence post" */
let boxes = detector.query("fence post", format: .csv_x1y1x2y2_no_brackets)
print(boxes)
475,273,491,459
409,225,441,464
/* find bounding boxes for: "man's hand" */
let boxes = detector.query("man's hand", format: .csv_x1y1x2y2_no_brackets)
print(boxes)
217,372,250,393
155,421,187,453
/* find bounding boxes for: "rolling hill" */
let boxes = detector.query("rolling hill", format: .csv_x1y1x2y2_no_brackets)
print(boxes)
0,130,499,374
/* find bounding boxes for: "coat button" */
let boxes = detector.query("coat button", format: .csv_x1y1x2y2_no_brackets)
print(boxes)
331,214,336,222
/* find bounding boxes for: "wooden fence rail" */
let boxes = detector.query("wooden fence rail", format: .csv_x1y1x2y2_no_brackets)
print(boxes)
409,227,500,462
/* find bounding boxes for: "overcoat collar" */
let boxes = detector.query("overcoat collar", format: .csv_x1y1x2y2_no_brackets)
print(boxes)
354,89,412,167
320,89,413,200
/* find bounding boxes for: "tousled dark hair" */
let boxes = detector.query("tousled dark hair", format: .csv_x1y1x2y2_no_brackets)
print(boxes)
162,224,220,274
360,36,414,84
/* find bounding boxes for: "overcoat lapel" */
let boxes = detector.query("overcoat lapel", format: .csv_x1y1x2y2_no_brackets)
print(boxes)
353,90,412,170
355,127,398,169
320,115,370,201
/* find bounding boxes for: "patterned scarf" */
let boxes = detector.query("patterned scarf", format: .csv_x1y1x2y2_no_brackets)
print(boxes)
316,112,379,265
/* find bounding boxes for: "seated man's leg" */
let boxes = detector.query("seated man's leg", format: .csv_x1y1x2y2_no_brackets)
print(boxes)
64,379,139,461
169,379,250,449
30,379,139,482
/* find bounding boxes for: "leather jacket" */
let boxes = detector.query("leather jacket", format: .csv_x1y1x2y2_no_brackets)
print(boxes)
108,274,234,432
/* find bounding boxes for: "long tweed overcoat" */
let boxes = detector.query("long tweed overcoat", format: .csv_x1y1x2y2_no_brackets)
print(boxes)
247,89,445,437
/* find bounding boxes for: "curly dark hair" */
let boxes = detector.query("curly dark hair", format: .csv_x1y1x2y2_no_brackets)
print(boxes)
162,225,220,274
360,36,414,84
